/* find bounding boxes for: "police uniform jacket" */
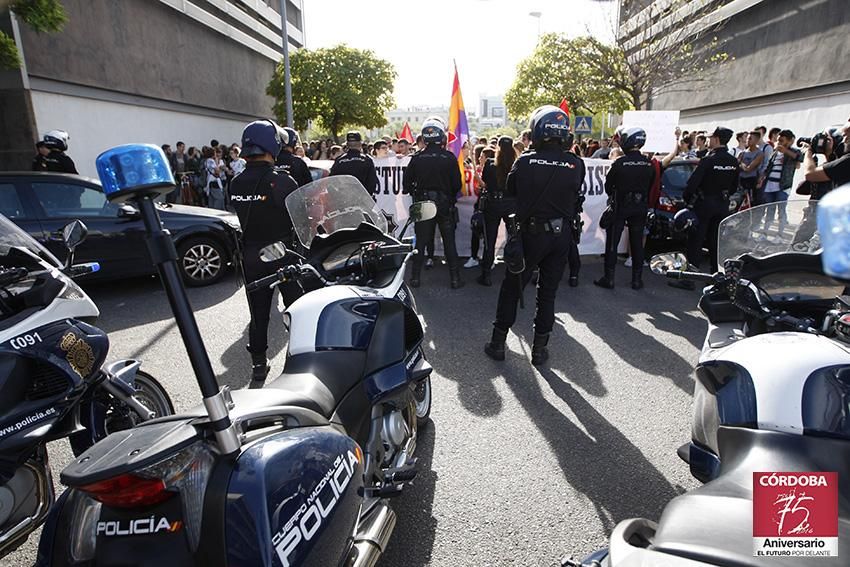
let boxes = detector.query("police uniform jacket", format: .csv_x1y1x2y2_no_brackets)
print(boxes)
32,154,47,172
329,149,378,194
683,147,739,203
605,151,656,210
276,150,313,187
44,151,77,174
229,160,298,246
506,145,585,221
403,145,462,206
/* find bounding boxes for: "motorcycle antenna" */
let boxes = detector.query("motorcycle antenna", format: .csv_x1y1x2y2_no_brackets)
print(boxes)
95,144,240,456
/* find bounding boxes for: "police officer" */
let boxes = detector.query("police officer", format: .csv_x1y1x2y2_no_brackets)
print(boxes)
484,105,585,365
594,127,656,290
229,120,302,388
329,131,379,194
32,141,49,171
42,130,77,174
671,126,739,289
275,127,313,187
404,118,465,289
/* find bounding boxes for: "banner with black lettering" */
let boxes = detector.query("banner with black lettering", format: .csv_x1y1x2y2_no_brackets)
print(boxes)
369,156,617,256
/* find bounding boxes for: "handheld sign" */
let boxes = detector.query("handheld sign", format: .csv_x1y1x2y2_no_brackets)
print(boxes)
622,110,680,154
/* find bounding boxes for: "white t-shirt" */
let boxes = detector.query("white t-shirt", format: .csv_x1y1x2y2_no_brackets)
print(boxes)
765,150,784,193
230,158,246,176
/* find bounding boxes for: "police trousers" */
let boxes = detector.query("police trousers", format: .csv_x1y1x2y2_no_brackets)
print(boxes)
242,245,303,355
686,198,728,273
494,230,571,335
604,207,646,276
413,209,459,275
481,197,516,274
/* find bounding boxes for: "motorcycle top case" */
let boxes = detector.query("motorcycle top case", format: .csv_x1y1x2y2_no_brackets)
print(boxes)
41,425,363,567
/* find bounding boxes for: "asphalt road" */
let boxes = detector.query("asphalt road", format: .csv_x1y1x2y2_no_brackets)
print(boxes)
6,257,703,566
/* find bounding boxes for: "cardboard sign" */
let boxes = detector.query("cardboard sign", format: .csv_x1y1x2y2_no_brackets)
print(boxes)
622,110,680,154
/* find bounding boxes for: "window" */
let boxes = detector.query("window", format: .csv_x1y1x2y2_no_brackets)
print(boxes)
32,183,117,218
0,184,26,219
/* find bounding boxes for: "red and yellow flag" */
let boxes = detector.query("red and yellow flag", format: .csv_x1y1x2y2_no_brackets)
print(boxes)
447,63,470,196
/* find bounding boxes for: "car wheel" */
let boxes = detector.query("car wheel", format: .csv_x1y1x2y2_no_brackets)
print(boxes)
178,237,227,286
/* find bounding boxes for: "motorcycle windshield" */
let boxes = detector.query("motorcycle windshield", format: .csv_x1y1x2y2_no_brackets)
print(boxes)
285,175,387,248
717,200,821,263
0,213,62,267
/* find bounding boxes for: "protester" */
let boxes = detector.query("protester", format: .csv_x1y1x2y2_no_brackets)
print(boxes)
229,146,246,176
477,137,517,287
694,134,708,158
314,139,330,160
168,142,189,204
760,129,802,228
373,140,389,158
512,140,525,157
205,146,228,210
738,130,765,205
591,138,612,159
397,139,410,157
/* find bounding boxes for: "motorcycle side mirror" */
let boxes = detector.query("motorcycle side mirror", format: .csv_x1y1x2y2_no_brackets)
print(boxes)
62,220,88,253
398,201,437,239
650,252,688,275
410,201,437,223
259,242,288,262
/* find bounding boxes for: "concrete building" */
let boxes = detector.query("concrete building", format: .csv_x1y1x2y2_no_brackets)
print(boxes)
619,0,850,136
478,95,506,128
386,106,450,129
0,0,304,177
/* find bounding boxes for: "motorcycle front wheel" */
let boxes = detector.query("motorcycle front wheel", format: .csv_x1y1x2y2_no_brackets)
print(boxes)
414,376,432,425
70,371,175,456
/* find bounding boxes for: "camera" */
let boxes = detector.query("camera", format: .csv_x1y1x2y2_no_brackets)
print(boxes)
798,132,831,155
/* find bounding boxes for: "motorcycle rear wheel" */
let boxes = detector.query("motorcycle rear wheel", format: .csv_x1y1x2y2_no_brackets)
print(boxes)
414,376,431,425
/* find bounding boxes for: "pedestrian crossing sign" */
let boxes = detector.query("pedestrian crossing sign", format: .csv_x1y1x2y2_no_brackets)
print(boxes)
574,116,592,134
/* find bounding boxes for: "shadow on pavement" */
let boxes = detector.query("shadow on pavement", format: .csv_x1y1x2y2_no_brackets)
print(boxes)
380,423,438,567
504,362,681,533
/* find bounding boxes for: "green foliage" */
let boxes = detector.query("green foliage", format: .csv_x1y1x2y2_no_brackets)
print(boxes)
1,0,67,69
12,0,66,32
505,34,633,122
267,44,396,142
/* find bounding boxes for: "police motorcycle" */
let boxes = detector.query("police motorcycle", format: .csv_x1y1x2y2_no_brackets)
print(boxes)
37,150,436,567
0,215,173,558
565,199,850,566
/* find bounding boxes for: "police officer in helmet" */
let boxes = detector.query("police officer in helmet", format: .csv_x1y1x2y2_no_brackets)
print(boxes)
670,126,739,290
404,117,465,289
329,131,379,194
41,130,77,174
484,105,585,365
275,127,313,187
229,120,302,388
594,126,656,290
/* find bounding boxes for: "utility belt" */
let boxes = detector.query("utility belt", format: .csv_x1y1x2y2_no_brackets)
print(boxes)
523,217,567,235
695,189,730,204
621,191,647,205
482,191,510,200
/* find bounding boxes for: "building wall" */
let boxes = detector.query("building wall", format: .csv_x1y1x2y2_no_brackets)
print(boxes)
646,0,850,133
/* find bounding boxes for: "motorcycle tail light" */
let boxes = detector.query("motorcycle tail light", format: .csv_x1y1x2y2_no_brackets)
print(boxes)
77,442,215,551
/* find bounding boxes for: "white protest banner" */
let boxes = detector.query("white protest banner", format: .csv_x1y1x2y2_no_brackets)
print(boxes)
368,156,619,256
622,110,680,154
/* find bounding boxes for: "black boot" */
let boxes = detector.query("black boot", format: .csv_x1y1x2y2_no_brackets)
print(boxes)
484,326,508,361
476,271,492,287
410,268,421,288
249,351,270,389
531,332,550,366
593,269,615,289
450,269,465,289
568,274,579,287
631,267,644,290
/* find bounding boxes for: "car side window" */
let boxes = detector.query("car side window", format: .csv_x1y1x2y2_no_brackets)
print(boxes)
32,183,118,218
0,184,27,219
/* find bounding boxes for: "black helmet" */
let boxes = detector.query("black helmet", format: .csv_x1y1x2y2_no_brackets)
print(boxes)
529,105,572,147
617,127,647,151
43,130,70,152
422,117,446,145
673,208,699,232
240,120,283,157
281,127,299,149
711,127,734,146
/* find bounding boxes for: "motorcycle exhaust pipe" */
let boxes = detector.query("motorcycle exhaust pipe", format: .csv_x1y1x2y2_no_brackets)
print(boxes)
349,503,397,567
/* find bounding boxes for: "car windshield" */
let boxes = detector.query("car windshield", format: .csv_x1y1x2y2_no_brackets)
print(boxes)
717,200,820,263
285,175,387,248
0,214,62,267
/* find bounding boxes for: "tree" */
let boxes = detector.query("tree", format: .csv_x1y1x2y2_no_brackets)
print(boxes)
1,0,67,69
505,34,632,121
267,44,396,142
506,1,731,117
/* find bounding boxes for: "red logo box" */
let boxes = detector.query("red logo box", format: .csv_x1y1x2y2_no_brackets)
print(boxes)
753,472,838,538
